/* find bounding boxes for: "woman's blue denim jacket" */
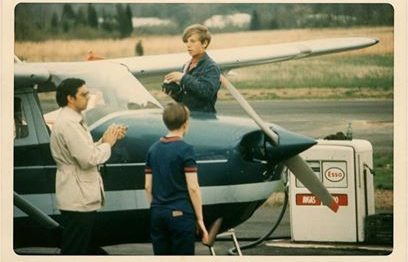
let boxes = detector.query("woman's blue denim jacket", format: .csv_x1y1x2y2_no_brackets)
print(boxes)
171,52,221,113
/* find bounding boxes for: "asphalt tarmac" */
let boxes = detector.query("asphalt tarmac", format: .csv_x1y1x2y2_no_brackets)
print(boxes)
15,204,393,256
15,205,393,256
216,99,393,143
101,205,392,256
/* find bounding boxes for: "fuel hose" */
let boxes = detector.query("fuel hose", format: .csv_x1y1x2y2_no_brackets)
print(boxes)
227,187,289,255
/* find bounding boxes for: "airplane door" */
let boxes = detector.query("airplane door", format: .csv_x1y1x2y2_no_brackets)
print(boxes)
14,92,55,221
98,132,149,212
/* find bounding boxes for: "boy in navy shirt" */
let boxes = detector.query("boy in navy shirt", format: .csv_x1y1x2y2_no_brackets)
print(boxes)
145,103,208,255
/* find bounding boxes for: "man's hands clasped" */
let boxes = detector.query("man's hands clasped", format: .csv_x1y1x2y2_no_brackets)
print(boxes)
102,124,128,147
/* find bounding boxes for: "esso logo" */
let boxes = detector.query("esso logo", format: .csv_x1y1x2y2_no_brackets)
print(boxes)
325,168,345,182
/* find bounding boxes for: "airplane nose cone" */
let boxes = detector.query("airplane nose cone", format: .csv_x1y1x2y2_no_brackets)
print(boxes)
265,125,316,165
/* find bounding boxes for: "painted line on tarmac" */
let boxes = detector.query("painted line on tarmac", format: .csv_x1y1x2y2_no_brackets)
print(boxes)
265,240,393,252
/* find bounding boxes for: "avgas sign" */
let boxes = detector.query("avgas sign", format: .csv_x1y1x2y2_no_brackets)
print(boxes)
296,193,348,206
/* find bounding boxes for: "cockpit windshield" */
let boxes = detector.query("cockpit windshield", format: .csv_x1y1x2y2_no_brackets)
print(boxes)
42,61,162,126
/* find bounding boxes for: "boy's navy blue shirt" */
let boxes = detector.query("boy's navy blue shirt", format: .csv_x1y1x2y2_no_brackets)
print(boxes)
145,136,197,214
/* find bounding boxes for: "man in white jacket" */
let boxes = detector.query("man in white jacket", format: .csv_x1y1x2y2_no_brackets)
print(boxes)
50,78,126,255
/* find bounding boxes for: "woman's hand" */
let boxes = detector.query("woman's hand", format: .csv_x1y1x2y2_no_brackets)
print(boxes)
164,71,183,84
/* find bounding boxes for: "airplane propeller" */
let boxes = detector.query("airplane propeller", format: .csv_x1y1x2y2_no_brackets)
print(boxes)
220,75,339,212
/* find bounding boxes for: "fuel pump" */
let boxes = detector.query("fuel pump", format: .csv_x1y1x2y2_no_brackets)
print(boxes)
289,139,375,242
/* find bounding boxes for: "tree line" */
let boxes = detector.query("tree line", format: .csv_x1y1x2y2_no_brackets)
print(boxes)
15,3,393,41
15,3,133,41
248,4,393,30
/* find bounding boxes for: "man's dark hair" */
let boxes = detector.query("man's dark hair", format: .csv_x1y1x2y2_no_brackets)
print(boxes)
162,103,190,131
56,78,86,107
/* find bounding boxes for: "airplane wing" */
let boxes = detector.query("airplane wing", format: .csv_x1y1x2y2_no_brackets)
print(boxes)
111,37,378,77
14,37,378,86
14,63,50,87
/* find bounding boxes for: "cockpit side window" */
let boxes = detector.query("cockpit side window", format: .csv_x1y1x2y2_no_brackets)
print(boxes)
14,97,29,139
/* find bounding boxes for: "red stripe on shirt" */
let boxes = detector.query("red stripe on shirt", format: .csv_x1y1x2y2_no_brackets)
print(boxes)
184,166,198,173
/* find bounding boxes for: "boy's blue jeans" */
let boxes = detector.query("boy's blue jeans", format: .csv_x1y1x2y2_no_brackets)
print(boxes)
150,206,196,255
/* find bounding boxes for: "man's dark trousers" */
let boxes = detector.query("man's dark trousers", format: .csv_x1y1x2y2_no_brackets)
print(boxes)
60,210,97,255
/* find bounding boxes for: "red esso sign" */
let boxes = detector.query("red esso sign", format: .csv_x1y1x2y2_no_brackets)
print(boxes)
325,167,345,182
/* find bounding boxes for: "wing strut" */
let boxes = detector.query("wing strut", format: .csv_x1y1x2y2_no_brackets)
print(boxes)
14,192,61,229
220,75,339,212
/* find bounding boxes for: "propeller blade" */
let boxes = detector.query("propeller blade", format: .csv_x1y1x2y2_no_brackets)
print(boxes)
221,75,339,212
220,75,279,145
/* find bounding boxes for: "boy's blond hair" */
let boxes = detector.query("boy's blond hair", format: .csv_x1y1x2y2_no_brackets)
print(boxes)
182,24,211,48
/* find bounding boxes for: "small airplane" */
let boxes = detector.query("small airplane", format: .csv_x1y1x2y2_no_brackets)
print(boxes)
13,36,378,252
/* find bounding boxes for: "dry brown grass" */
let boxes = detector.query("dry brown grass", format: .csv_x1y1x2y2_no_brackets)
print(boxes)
374,189,394,210
212,27,393,56
15,26,393,62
